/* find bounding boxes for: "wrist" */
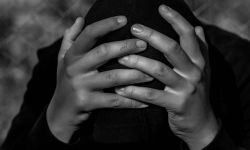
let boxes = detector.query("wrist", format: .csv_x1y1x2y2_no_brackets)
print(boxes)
46,95,91,143
185,114,220,150
46,105,78,143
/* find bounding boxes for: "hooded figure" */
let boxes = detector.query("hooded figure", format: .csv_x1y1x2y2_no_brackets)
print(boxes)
2,0,246,149
83,0,203,144
78,0,242,146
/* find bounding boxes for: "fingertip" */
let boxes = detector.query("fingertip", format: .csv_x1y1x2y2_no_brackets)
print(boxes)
65,17,84,41
116,16,127,25
159,4,174,18
131,24,144,34
115,87,126,96
74,17,84,26
195,26,204,35
195,26,206,42
138,104,149,108
76,17,83,22
159,4,170,13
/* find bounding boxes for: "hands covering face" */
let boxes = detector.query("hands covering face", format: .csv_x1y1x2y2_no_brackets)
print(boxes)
47,5,219,149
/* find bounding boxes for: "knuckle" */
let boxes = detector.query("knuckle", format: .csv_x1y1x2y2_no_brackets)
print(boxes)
76,92,90,110
173,97,188,114
119,40,129,52
71,76,85,92
190,68,202,83
105,72,113,80
168,41,180,52
64,58,80,77
153,63,167,77
96,44,109,57
145,89,157,101
129,100,138,108
111,95,121,108
105,72,119,84
185,26,195,35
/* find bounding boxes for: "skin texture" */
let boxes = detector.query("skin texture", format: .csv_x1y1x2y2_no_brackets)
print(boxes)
47,5,219,150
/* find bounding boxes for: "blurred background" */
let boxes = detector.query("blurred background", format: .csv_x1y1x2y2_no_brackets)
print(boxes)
0,0,250,145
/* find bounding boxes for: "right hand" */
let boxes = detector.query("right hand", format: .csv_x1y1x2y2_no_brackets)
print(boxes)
46,16,151,143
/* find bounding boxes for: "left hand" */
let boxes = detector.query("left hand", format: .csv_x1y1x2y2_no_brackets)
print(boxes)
115,5,219,150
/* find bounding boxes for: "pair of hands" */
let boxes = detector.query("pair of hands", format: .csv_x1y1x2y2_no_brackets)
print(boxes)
46,5,219,150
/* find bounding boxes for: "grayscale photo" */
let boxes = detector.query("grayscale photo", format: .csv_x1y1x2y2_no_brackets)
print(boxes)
0,0,250,149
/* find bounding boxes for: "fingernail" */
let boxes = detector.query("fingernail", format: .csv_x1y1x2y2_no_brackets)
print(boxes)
132,24,144,33
116,88,126,95
139,104,149,108
136,40,147,50
117,16,127,24
144,75,154,81
76,17,82,23
160,5,170,13
119,56,130,64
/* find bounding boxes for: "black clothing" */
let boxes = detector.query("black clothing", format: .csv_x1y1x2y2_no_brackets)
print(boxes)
2,0,250,149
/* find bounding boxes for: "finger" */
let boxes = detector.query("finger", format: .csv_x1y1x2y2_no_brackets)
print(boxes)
195,26,208,69
67,16,127,57
69,39,146,74
81,69,153,90
159,5,204,69
115,86,181,110
131,24,197,78
118,55,186,89
195,26,207,48
89,92,148,110
59,17,85,62
66,17,85,41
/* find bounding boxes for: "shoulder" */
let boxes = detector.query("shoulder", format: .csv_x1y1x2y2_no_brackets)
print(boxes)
205,24,250,144
37,38,63,64
20,37,63,113
204,24,250,84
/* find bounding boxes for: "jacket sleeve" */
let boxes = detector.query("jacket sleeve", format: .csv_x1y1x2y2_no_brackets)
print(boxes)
26,107,78,150
205,25,250,150
180,125,241,150
0,39,79,150
202,127,239,150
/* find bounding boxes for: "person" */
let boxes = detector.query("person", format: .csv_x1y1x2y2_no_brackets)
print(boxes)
1,0,250,149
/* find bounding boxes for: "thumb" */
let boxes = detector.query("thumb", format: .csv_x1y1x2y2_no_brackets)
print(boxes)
59,17,85,63
195,26,208,48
